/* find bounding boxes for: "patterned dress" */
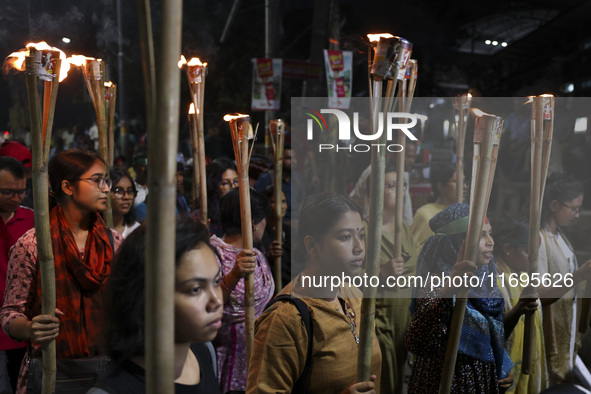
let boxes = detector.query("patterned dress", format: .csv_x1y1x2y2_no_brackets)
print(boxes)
210,235,274,393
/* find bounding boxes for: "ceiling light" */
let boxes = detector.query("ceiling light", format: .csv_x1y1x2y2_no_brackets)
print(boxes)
501,42,508,47
62,37,71,43
492,40,498,46
485,40,491,45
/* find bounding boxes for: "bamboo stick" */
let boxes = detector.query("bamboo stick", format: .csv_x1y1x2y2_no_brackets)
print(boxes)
358,35,412,381
522,96,545,373
269,119,285,292
145,1,183,393
439,111,503,394
197,72,208,227
105,83,117,167
453,94,472,203
225,114,257,362
26,49,57,394
188,105,200,211
135,0,157,138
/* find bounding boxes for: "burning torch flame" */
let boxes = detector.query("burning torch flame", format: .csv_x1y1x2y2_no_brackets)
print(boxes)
471,108,493,117
4,42,71,82
524,94,553,105
224,113,249,122
104,81,113,88
179,55,207,69
67,55,95,67
367,33,394,43
189,103,195,115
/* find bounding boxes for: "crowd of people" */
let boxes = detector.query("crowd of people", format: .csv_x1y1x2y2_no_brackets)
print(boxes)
0,121,589,394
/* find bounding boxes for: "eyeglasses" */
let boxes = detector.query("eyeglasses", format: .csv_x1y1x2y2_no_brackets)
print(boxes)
385,182,408,192
220,179,239,189
72,176,112,189
558,201,581,214
111,187,137,199
0,189,29,199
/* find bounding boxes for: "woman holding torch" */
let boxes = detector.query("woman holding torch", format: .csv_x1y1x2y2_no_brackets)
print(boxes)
210,187,274,394
405,203,514,393
247,193,381,394
0,149,123,393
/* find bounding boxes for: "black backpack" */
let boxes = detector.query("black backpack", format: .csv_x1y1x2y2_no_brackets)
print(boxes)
264,294,313,393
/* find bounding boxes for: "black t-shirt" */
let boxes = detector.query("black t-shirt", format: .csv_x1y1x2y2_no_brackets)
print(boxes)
91,343,220,394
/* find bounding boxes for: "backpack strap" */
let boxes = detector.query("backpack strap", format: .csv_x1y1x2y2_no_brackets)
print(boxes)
265,294,313,393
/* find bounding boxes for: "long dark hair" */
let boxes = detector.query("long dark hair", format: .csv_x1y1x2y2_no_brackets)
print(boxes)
48,149,105,209
541,173,584,226
429,161,455,202
219,187,269,236
109,168,137,226
103,219,219,362
295,193,363,264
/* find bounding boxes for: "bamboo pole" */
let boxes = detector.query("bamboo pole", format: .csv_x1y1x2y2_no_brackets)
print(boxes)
182,59,208,225
135,0,157,138
82,60,113,227
27,49,58,394
144,1,183,393
197,70,208,227
439,111,503,393
188,105,200,211
225,114,257,362
453,94,472,203
268,119,285,292
105,83,117,167
358,35,412,381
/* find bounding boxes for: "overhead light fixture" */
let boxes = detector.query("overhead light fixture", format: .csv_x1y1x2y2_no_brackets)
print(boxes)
62,37,71,43
501,42,508,47
492,40,498,46
566,83,574,93
485,40,491,45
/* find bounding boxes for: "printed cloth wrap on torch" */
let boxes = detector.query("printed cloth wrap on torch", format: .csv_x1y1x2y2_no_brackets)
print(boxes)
411,203,513,379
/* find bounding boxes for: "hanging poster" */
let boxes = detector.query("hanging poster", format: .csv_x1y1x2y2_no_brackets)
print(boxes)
251,58,283,111
324,50,353,109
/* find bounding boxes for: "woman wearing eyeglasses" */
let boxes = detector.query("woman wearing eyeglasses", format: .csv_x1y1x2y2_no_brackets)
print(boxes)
0,149,123,393
537,173,591,385
206,158,239,237
109,168,140,239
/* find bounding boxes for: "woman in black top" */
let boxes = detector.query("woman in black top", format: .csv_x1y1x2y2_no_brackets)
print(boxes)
90,220,223,393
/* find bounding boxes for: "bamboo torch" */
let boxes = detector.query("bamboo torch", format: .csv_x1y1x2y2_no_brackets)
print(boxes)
224,113,258,362
188,104,201,212
357,35,413,381
5,41,71,394
439,109,503,394
393,59,418,259
268,118,285,293
179,56,208,226
452,93,472,203
67,56,114,227
521,95,555,372
105,81,117,167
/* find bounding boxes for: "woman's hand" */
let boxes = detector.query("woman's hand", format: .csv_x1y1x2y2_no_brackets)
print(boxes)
30,308,64,345
268,241,283,258
380,257,404,277
231,249,256,278
341,375,377,394
498,372,514,390
515,290,539,315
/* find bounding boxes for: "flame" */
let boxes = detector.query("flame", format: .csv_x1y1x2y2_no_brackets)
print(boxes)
189,103,195,114
66,55,95,67
471,108,493,117
178,55,187,69
223,113,249,122
179,55,207,69
367,33,394,43
4,41,71,81
104,81,113,88
539,94,554,98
